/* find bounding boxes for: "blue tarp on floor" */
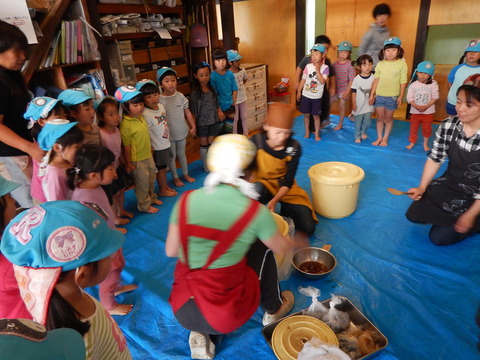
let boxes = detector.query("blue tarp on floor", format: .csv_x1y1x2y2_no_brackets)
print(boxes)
92,115,480,360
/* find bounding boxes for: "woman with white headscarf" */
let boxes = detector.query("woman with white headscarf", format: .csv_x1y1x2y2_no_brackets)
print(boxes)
166,134,294,360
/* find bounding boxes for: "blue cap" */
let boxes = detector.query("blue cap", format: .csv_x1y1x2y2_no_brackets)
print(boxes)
310,43,326,53
1,200,125,271
0,175,19,197
227,49,242,62
465,39,480,52
93,95,117,111
338,41,352,51
114,85,142,103
156,67,177,83
416,61,435,76
384,37,402,47
37,119,78,151
24,97,61,122
0,319,86,360
58,89,93,108
135,79,158,91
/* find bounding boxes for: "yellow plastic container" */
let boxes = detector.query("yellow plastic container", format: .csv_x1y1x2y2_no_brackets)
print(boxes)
308,161,365,219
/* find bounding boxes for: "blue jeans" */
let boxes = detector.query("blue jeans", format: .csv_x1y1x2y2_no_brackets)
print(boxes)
354,112,372,140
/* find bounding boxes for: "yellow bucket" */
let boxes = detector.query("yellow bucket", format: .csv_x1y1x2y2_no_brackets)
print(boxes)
271,213,290,276
308,161,365,219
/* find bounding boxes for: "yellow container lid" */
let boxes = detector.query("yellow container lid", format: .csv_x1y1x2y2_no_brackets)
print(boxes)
308,161,365,186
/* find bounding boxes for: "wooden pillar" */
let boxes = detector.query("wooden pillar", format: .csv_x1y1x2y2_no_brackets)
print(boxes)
296,0,306,65
219,0,235,49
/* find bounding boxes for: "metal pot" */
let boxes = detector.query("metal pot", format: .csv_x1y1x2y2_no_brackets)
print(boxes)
292,246,336,280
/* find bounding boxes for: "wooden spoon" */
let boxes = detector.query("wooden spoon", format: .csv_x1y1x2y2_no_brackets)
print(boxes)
387,187,414,196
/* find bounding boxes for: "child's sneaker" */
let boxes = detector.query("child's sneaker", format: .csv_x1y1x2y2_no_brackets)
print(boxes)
189,331,215,359
262,290,294,326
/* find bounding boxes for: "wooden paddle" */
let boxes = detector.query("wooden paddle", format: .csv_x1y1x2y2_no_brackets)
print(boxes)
387,187,414,196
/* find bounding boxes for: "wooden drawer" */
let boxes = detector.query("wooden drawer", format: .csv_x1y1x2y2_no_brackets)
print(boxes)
167,45,184,59
150,47,169,62
132,49,150,64
247,110,266,132
172,64,188,78
246,65,266,81
246,90,266,103
136,70,157,82
246,101,267,118
245,79,266,93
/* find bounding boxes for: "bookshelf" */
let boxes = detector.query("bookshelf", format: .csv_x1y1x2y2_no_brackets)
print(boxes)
24,0,106,94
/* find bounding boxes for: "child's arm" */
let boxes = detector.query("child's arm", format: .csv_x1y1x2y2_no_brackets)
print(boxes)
184,109,197,136
123,145,134,173
315,64,326,84
297,79,306,101
397,83,407,107
267,186,290,212
231,90,237,107
0,122,45,161
217,108,225,121
369,78,379,105
351,91,357,112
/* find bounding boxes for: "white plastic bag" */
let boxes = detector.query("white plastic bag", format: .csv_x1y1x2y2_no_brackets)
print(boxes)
322,296,352,333
298,286,328,319
297,337,351,360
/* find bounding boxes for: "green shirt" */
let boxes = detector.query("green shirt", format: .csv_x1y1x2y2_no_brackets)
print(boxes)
170,185,278,269
374,59,408,97
119,114,151,161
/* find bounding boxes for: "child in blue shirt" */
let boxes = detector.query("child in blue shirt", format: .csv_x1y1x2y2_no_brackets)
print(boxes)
210,48,238,119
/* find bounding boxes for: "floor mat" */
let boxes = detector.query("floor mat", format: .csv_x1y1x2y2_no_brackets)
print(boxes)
91,115,480,360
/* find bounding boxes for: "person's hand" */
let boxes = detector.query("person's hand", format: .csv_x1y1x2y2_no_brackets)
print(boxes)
126,162,135,173
407,186,425,201
297,91,302,101
27,142,46,162
189,126,196,137
455,211,475,233
368,96,375,106
267,199,278,212
352,104,357,112
218,109,226,122
341,91,349,100
396,97,403,107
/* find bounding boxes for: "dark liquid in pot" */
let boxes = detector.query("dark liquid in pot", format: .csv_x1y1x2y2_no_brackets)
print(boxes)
299,261,328,274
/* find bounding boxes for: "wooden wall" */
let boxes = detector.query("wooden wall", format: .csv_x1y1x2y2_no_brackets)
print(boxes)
233,0,297,106
428,0,480,25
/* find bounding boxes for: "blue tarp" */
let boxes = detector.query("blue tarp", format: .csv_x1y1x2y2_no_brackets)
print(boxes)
91,115,480,359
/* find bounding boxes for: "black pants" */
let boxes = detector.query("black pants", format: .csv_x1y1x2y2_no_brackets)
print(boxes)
255,182,316,236
309,90,331,131
174,240,283,334
406,214,471,246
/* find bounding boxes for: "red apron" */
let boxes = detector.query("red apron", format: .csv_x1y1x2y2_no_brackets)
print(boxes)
169,190,261,334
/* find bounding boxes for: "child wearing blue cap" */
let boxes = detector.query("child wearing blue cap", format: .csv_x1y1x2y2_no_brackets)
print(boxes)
0,200,132,359
136,79,177,197
190,62,224,172
332,41,355,131
446,39,480,116
23,97,66,204
210,48,238,119
297,43,330,141
69,144,138,315
157,67,196,187
406,61,439,151
227,50,248,135
369,36,408,147
37,119,84,201
96,96,133,224
59,88,99,145
116,85,162,213
0,175,31,320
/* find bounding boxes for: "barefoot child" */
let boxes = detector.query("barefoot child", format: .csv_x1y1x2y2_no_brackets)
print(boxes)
351,54,375,143
59,89,99,145
116,85,162,214
69,144,138,315
297,44,329,141
227,50,248,135
332,41,356,130
189,62,224,172
1,201,132,359
96,96,133,225
37,119,84,201
406,61,439,151
157,67,196,187
136,79,177,197
369,37,408,146
210,48,238,119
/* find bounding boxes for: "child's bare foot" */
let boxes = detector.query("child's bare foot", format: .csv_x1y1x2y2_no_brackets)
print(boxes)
115,284,138,296
142,206,159,214
152,199,163,206
355,139,361,143
184,175,195,183
119,210,133,219
372,138,382,146
361,134,368,140
158,188,177,197
379,139,388,146
304,132,310,139
406,143,415,150
115,227,127,234
423,145,431,151
115,217,130,225
314,135,321,141
348,114,355,122
173,178,185,187
333,125,343,131
320,120,330,128
109,304,134,316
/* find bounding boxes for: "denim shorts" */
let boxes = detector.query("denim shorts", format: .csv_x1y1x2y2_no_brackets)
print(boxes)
375,95,398,111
